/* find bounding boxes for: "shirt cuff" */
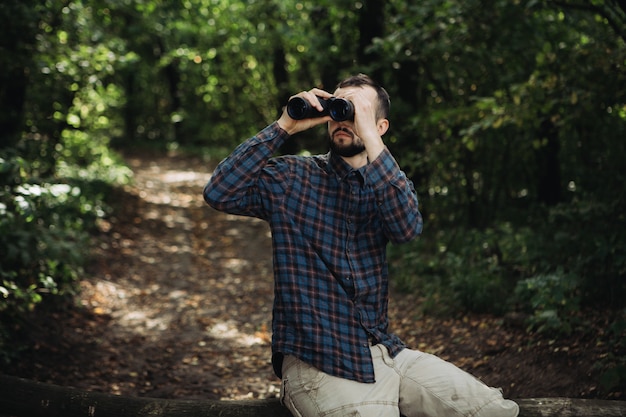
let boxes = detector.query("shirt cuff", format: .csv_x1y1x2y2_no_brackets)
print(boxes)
359,148,402,188
256,121,290,144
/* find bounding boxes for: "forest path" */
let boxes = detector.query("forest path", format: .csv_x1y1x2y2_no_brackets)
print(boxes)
80,152,277,400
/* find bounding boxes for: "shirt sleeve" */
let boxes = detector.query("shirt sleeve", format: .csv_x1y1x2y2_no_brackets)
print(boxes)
360,148,423,244
203,122,290,220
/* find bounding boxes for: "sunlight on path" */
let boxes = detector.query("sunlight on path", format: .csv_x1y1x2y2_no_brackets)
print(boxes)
80,153,278,400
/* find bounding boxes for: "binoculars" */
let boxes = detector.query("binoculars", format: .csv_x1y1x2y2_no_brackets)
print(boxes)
286,96,354,121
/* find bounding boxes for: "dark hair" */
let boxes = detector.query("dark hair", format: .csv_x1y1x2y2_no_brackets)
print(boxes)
336,74,390,120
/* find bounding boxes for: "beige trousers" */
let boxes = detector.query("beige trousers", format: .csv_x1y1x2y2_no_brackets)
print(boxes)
280,344,519,417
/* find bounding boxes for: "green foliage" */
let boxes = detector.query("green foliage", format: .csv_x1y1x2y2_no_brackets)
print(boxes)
379,0,626,225
0,145,128,363
390,194,626,332
514,272,581,334
384,0,625,337
0,151,116,314
389,223,530,316
0,156,79,313
539,199,626,307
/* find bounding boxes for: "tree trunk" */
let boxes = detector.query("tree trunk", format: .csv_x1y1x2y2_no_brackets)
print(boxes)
535,118,562,206
0,0,38,149
357,0,385,81
1,374,625,417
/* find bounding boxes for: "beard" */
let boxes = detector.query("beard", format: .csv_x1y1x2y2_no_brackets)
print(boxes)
329,127,366,157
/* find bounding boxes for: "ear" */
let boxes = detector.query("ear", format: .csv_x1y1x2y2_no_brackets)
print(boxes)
377,118,390,136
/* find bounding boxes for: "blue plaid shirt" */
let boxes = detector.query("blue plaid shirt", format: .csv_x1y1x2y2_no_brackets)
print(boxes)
204,122,423,383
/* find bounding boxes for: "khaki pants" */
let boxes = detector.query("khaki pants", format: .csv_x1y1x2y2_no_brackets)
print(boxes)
280,345,519,417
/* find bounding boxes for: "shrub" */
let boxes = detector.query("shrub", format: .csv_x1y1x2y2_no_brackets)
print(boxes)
389,223,528,316
513,271,581,334
0,147,129,363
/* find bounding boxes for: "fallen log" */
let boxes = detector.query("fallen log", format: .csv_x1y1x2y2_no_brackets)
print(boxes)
1,374,624,417
0,374,291,417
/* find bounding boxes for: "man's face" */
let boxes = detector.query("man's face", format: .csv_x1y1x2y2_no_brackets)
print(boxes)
328,86,378,158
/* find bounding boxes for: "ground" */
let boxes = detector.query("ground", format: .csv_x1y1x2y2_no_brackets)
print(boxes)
5,152,625,402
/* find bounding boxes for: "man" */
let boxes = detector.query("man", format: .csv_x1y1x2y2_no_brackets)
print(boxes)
204,74,518,417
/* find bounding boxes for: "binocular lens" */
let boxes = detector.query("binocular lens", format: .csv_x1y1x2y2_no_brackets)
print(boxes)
286,97,312,120
328,98,354,122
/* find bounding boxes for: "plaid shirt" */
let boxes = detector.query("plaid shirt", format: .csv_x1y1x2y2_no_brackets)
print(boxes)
204,122,423,383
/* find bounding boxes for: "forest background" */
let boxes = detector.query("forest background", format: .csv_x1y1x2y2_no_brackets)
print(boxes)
1,0,625,398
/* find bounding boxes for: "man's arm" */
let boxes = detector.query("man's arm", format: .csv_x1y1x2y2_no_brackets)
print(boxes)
203,122,289,219
362,149,423,244
205,89,332,217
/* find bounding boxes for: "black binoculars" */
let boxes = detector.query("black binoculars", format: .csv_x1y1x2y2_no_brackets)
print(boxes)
286,96,354,122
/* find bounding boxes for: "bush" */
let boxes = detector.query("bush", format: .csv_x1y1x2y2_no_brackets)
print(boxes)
389,194,626,331
513,271,581,334
541,200,626,309
1,158,79,311
389,223,528,316
0,147,129,363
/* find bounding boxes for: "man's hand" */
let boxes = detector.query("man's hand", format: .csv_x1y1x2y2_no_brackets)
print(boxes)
334,87,388,162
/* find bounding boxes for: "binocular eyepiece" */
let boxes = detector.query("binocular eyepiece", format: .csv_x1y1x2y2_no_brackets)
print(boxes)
287,96,354,122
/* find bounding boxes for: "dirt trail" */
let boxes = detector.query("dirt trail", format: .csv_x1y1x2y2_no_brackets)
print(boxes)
84,153,279,400
6,151,622,402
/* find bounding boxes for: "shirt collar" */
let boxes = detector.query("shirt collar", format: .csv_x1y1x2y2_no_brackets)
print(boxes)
328,151,366,185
